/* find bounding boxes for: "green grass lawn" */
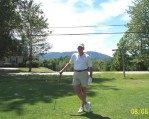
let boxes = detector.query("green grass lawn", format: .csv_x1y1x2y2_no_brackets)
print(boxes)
19,67,54,73
0,73,149,119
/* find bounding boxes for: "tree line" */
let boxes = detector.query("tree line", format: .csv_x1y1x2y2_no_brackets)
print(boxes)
27,57,111,72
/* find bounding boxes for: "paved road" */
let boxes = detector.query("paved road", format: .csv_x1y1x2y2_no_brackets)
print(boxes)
4,72,99,76
0,68,19,70
3,71,149,76
0,68,149,75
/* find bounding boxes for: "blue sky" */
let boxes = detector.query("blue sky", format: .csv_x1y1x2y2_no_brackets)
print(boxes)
34,0,134,56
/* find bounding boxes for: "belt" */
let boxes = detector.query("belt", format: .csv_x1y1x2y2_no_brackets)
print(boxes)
74,69,88,72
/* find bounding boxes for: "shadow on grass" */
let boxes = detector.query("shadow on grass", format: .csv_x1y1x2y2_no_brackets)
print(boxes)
0,75,75,115
87,77,120,97
93,77,116,84
70,111,111,119
99,85,120,91
89,77,119,90
0,75,118,115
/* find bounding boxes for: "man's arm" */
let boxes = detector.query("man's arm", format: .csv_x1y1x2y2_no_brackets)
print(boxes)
59,63,71,75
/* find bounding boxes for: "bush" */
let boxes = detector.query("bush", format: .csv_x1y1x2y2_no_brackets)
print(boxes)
26,60,39,68
18,63,26,67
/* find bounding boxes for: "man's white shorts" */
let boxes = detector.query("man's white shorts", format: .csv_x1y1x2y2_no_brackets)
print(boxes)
72,71,89,87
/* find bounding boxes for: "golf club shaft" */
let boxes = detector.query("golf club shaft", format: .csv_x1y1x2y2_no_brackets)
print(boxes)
53,74,61,110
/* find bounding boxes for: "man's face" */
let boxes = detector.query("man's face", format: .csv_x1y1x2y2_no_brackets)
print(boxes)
77,46,84,55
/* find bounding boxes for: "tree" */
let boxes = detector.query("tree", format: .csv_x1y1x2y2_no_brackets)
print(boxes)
111,37,132,71
0,0,21,59
92,59,106,71
113,0,149,71
17,0,51,72
125,0,149,70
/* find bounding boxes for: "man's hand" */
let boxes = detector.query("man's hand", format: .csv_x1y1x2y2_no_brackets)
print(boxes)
88,77,92,84
59,70,63,76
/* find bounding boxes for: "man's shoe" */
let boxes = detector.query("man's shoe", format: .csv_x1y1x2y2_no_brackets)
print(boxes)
78,106,84,113
86,102,91,112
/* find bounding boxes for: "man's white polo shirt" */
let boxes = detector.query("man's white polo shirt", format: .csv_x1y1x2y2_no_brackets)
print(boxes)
69,53,92,70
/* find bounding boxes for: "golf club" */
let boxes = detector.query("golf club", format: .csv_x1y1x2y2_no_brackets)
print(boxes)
53,73,62,110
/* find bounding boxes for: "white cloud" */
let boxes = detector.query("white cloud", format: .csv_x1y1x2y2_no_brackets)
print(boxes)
34,0,133,56
121,14,131,21
99,0,132,17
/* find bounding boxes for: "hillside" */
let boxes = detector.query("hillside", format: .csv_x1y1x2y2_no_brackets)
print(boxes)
39,51,111,60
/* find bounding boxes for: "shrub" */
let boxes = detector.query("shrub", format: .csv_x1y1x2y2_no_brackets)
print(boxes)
26,60,39,68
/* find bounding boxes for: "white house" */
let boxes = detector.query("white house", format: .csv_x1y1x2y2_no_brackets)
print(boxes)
1,56,27,67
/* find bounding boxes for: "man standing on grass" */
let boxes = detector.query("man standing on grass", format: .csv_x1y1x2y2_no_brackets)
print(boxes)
59,43,93,113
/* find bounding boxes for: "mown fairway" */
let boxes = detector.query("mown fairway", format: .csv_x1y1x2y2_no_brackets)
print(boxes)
0,73,149,119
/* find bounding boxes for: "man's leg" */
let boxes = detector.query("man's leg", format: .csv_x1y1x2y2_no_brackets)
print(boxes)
74,85,91,112
81,87,87,107
74,85,87,108
81,87,91,112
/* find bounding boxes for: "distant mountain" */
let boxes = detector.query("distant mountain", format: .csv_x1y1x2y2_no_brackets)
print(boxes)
39,51,112,60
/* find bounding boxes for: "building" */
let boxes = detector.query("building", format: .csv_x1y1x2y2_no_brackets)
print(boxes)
0,56,27,67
